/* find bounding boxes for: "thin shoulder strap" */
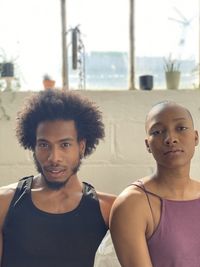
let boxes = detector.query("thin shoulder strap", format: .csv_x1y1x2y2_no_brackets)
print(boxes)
132,180,162,228
133,180,162,200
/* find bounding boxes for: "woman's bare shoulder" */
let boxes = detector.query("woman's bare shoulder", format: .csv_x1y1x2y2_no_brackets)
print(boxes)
113,181,148,207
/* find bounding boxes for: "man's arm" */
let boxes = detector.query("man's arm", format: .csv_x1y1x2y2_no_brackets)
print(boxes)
97,192,116,227
0,184,17,265
110,187,153,267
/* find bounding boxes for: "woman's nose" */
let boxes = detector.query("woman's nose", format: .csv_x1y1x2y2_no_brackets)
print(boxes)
164,131,178,145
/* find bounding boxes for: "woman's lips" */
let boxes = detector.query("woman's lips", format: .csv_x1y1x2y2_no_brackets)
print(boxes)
164,149,184,155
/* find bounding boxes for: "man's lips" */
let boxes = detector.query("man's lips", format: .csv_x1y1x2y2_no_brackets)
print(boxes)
164,149,184,155
44,167,66,173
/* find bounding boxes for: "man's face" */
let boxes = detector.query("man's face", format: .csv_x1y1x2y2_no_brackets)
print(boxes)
34,119,85,189
145,104,199,169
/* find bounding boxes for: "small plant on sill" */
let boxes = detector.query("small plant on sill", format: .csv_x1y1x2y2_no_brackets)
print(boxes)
164,54,181,90
0,48,20,77
163,54,181,72
0,48,22,91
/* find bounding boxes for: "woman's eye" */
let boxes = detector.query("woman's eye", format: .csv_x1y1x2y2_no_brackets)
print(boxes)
178,126,188,131
151,130,162,136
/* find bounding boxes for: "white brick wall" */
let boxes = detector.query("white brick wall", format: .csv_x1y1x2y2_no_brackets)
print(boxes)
1,90,200,194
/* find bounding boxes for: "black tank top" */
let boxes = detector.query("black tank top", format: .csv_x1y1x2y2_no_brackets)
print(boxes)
2,176,108,267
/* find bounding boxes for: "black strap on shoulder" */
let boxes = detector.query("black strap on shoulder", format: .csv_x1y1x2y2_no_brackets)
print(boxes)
3,176,33,231
11,176,33,207
82,182,98,200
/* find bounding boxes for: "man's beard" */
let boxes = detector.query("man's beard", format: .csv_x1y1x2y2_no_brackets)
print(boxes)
33,153,82,190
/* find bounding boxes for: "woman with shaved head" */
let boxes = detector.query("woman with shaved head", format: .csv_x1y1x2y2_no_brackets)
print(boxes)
110,101,200,267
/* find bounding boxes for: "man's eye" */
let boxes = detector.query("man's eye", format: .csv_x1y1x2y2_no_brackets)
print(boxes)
38,143,48,148
62,143,71,148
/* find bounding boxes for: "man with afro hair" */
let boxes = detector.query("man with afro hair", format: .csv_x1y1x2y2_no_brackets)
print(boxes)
0,89,116,267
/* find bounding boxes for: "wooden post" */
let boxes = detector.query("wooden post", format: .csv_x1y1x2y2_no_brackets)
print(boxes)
129,0,135,90
61,0,68,90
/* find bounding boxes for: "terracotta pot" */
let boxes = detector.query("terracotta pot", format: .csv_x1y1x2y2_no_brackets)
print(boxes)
43,79,55,89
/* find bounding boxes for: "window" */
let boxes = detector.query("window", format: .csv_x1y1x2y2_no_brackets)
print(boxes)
0,0,199,90
67,0,129,90
135,0,199,89
0,0,62,91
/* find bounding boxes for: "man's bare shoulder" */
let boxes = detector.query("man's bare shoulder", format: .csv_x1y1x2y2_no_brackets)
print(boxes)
96,192,116,226
97,191,116,205
0,182,18,201
0,182,18,226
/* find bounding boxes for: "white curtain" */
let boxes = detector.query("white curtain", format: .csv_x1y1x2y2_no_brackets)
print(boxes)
94,231,121,267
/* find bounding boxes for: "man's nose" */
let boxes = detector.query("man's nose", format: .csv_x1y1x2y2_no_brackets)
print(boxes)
47,147,61,163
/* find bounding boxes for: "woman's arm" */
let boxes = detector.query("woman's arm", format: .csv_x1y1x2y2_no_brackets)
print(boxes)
110,188,153,267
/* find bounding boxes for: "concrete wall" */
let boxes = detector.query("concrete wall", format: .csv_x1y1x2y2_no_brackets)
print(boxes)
1,90,200,194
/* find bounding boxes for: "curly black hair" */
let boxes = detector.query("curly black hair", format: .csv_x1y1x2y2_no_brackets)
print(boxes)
16,89,105,157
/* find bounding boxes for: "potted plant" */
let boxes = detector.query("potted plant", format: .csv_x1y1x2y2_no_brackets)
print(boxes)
0,49,17,78
164,55,181,90
43,74,56,89
0,49,21,91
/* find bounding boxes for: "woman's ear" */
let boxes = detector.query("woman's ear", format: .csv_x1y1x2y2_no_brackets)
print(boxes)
145,139,151,153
